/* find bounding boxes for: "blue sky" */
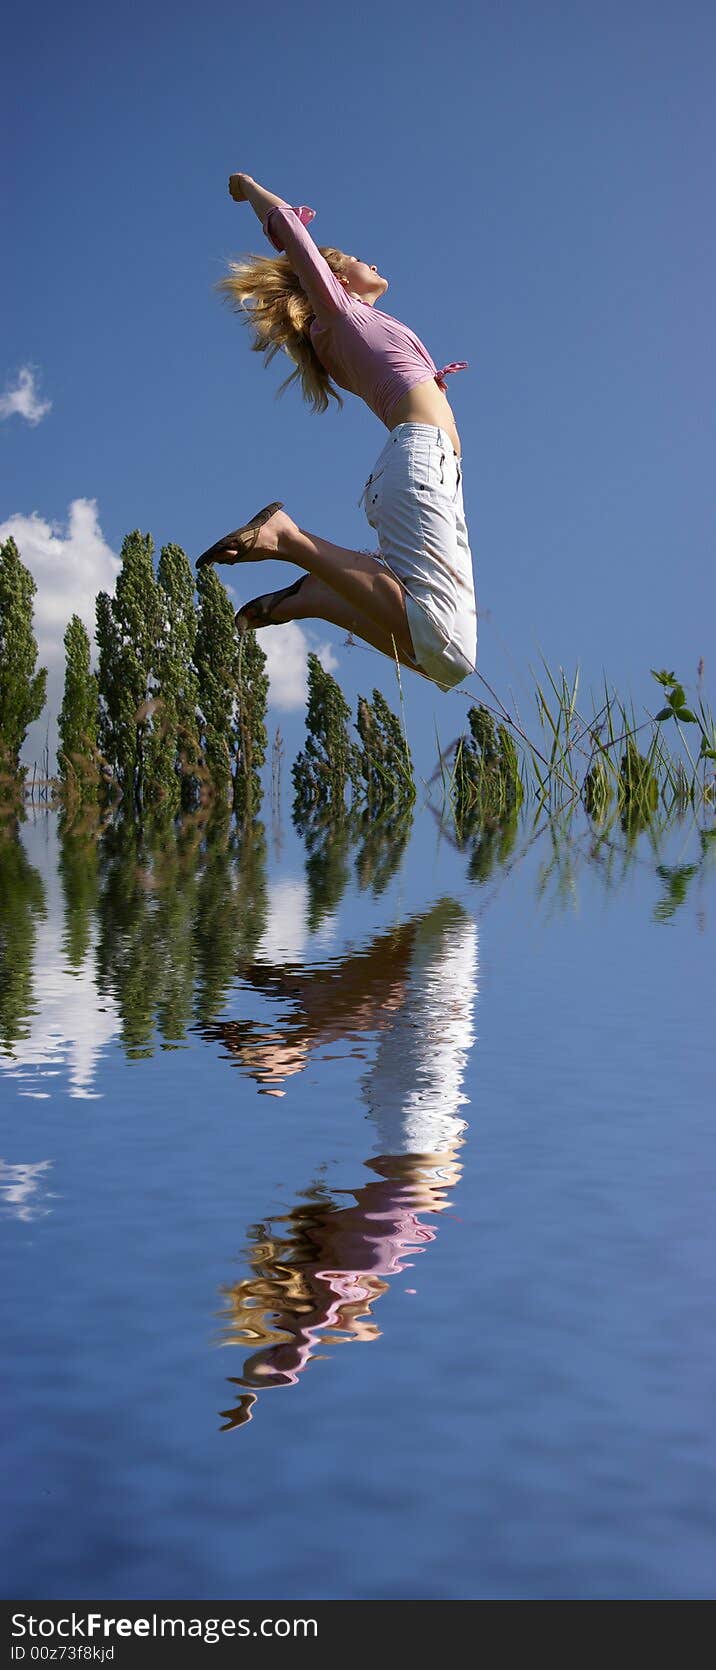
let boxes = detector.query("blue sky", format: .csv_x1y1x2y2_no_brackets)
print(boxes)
3,0,714,780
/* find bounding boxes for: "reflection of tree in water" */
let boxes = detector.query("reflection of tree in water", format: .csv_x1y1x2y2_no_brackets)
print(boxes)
209,897,477,1429
57,814,102,971
296,802,414,930
298,811,353,935
218,1147,464,1432
0,827,46,1053
51,801,414,1063
93,814,268,1057
193,817,268,1025
352,803,413,897
95,816,194,1057
463,810,520,885
57,801,413,1063
533,805,716,924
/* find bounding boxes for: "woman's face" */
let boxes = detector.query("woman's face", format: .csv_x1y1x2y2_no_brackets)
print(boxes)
341,255,389,304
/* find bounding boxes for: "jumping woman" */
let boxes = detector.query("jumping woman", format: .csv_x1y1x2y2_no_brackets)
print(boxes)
196,171,477,692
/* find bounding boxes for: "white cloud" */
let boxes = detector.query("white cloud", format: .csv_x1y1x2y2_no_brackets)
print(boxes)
0,499,121,767
254,620,339,711
0,366,52,425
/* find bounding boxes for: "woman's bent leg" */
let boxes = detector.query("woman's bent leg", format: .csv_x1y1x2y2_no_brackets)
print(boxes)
220,508,417,663
245,572,423,673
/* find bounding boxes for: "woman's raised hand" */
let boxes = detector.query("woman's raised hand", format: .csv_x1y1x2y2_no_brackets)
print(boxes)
227,175,287,228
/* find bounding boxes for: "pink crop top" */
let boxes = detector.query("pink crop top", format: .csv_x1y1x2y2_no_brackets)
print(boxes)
262,203,468,426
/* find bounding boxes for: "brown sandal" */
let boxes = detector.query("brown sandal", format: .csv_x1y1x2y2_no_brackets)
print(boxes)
196,502,284,569
235,575,307,632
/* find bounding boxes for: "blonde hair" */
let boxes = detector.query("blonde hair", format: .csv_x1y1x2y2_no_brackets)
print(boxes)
216,248,351,414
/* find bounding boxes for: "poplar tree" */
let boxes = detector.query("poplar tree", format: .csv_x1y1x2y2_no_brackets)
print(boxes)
57,615,99,798
0,536,47,783
194,567,239,808
292,653,361,818
142,542,202,815
96,530,161,811
355,688,415,811
193,571,268,816
233,629,268,822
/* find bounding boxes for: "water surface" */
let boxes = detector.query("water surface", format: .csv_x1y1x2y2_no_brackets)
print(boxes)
1,805,714,1598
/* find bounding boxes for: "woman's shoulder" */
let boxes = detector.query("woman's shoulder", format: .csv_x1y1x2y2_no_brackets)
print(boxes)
310,297,365,333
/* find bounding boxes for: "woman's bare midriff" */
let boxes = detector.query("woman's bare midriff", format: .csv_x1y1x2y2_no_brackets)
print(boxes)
387,379,461,459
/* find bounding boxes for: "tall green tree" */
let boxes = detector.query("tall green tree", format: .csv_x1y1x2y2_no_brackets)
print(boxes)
137,542,203,816
0,536,47,785
193,571,268,816
233,628,268,822
57,615,99,800
96,530,161,811
194,568,239,809
355,688,415,812
155,542,202,810
292,653,361,818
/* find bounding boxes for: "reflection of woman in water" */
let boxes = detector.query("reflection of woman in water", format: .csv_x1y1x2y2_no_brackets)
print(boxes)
203,897,476,1101
219,1153,463,1431
213,899,478,1428
196,171,476,692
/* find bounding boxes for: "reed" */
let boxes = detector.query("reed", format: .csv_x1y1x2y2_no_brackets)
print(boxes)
444,662,715,836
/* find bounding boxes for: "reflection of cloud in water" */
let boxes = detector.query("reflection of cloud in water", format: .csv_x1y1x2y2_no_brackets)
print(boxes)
0,914,118,1100
253,877,337,964
253,877,307,965
0,1158,55,1221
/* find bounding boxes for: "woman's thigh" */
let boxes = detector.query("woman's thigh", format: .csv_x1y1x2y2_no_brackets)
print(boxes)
363,429,476,662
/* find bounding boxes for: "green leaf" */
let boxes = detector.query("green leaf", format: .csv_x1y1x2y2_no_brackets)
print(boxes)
668,685,687,710
651,668,678,687
674,708,697,723
655,707,673,722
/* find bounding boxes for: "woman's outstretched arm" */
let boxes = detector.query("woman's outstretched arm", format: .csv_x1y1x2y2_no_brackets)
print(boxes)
227,171,350,318
229,172,287,222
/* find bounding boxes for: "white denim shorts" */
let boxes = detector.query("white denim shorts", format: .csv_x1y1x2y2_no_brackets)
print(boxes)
358,422,477,691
